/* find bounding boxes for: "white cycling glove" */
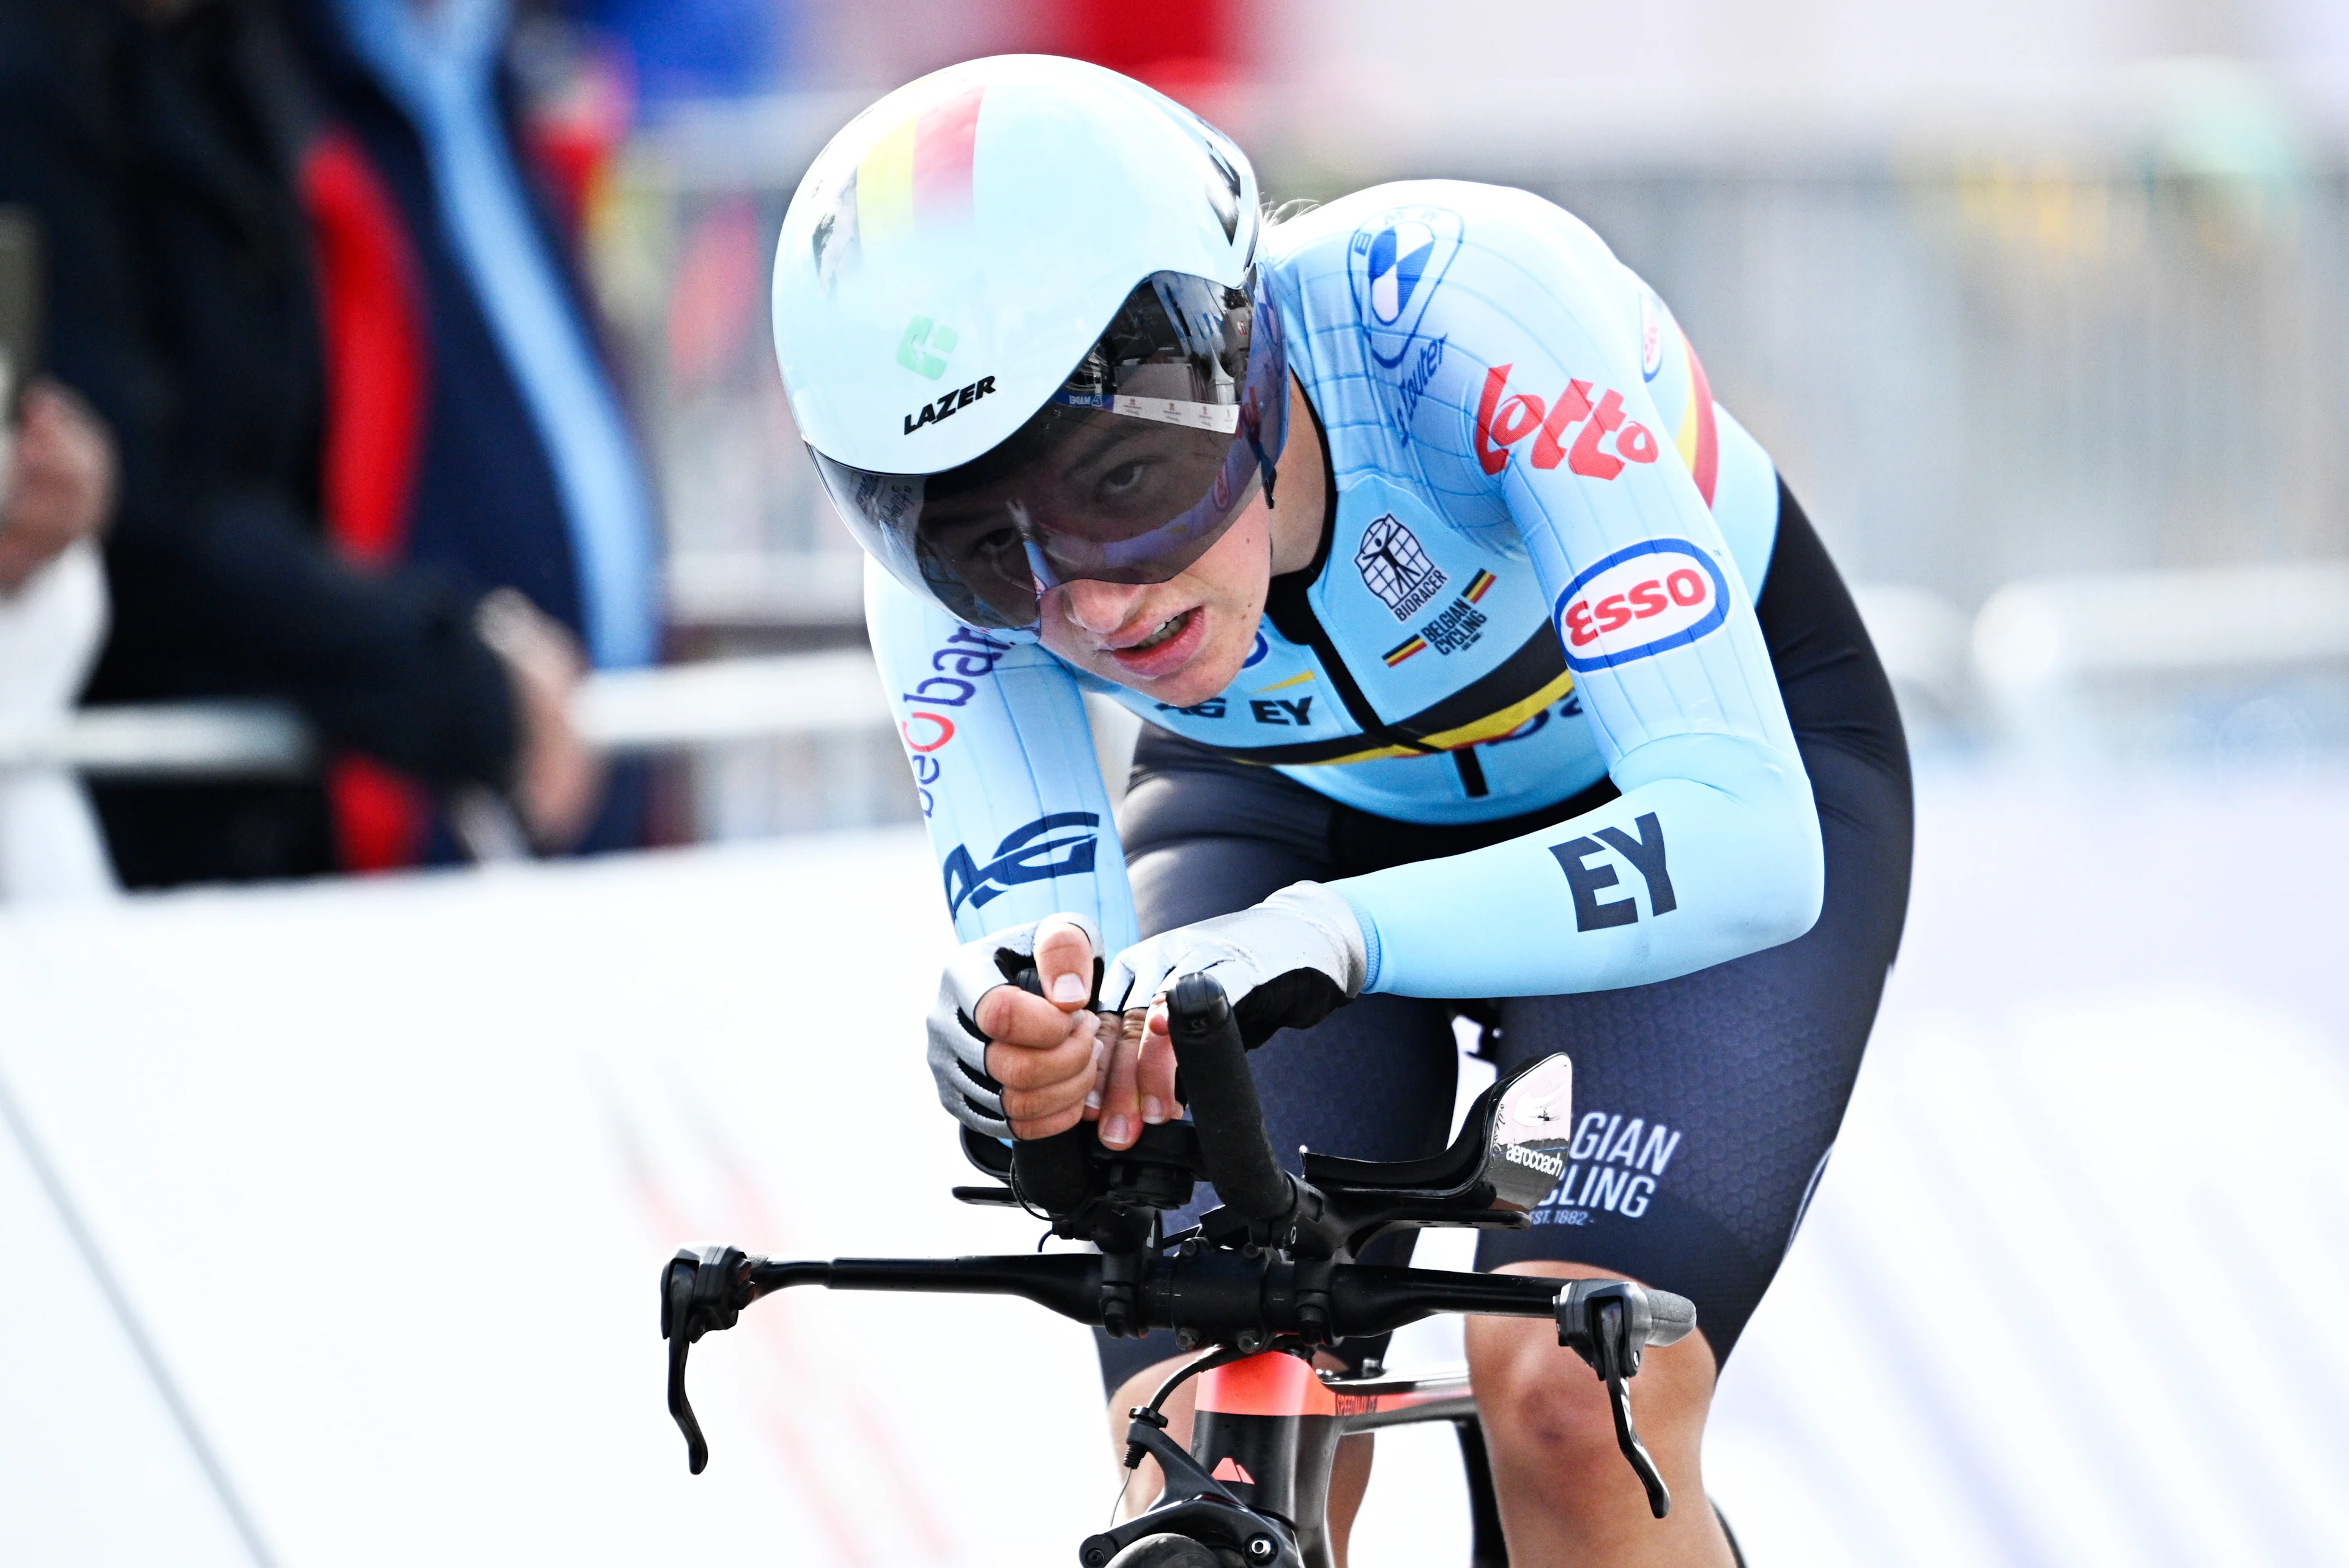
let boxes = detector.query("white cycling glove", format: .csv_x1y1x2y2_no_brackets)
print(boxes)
1099,882,1369,1048
926,914,1103,1138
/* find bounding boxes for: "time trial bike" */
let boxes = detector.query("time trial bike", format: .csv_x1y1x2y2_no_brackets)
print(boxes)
659,973,1698,1568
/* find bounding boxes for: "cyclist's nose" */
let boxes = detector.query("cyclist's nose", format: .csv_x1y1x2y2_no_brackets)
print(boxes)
1056,578,1150,637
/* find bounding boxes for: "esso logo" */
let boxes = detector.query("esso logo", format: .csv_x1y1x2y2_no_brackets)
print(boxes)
1553,539,1731,672
1367,220,1437,325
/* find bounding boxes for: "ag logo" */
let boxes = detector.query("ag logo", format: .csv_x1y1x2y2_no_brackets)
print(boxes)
943,812,1100,918
1552,539,1729,672
1348,206,1463,369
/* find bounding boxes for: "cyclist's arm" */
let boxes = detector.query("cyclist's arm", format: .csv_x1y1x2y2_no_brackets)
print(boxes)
867,560,1141,955
1329,188,1822,997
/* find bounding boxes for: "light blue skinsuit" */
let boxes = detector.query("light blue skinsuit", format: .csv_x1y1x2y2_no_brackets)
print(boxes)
869,180,1822,996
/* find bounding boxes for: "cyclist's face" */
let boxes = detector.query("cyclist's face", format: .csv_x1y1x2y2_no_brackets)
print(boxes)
1035,497,1275,707
1036,376,1322,708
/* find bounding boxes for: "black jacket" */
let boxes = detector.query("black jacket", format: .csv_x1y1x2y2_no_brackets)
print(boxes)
0,0,514,885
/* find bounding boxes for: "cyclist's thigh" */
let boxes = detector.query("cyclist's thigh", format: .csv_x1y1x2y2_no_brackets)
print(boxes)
1474,730,1912,1369
1100,733,1462,1394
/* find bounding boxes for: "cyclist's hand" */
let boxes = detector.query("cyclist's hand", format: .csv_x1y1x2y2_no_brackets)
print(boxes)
927,914,1105,1140
1094,882,1368,1149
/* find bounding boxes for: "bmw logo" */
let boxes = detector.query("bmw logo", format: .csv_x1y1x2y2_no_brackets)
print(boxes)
1367,221,1437,326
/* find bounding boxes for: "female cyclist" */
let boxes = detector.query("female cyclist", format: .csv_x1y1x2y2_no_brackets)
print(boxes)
769,55,1911,1568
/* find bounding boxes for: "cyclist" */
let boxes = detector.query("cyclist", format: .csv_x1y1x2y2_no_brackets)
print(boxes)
771,56,1911,1568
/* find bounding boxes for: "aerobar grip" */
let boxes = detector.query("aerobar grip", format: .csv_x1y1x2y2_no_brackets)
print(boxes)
1642,1287,1697,1348
1000,964,1097,1217
1167,973,1296,1222
1010,1125,1092,1216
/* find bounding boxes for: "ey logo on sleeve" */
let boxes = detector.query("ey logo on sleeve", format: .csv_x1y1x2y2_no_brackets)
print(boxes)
1549,812,1676,931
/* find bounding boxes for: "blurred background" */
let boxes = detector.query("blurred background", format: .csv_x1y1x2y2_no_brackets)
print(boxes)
3,2,2347,1566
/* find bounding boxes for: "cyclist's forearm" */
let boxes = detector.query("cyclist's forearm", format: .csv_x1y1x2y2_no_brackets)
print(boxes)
1331,732,1821,997
866,565,1141,951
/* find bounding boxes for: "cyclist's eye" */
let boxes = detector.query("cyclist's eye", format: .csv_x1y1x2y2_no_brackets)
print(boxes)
1095,460,1150,503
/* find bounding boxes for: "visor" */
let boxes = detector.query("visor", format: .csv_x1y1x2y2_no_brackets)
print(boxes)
813,270,1290,630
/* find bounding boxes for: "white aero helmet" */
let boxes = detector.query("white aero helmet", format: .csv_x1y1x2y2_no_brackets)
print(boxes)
771,55,1288,630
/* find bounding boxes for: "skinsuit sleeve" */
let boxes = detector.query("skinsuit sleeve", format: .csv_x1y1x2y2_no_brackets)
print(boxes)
866,559,1141,955
1327,187,1823,997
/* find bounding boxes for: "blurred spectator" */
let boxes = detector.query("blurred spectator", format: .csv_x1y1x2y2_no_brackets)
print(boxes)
0,379,119,901
288,0,663,866
562,0,781,113
0,0,656,885
0,381,113,595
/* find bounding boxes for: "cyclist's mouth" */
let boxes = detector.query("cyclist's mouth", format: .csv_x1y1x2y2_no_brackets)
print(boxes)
1106,607,1204,677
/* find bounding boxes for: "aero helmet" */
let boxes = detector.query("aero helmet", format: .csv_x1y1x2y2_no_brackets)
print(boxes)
771,56,1287,630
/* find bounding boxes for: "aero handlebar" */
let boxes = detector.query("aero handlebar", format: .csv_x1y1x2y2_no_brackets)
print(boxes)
1167,974,1296,1222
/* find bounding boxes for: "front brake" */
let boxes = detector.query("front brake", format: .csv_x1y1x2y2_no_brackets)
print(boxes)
661,1246,750,1474
1555,1279,1696,1518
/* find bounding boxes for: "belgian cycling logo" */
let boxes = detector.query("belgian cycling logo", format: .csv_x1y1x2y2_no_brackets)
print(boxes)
1355,515,1449,622
1529,1110,1684,1225
1551,540,1729,672
943,812,1101,918
1384,570,1496,664
1475,365,1662,479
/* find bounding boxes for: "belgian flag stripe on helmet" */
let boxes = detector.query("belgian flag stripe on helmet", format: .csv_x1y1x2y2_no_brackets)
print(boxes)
858,81,985,243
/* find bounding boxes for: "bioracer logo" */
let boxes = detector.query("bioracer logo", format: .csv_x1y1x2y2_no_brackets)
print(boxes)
905,375,996,434
1552,538,1729,672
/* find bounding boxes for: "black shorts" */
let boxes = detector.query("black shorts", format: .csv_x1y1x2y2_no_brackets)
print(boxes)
1094,481,1913,1394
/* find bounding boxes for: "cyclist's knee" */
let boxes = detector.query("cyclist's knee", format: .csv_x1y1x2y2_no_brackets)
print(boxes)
1471,1334,1638,1480
1464,1266,1716,1492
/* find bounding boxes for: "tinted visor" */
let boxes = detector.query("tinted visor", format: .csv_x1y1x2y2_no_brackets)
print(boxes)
814,270,1289,630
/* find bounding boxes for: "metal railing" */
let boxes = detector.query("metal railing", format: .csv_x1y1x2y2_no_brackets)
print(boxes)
0,652,892,780
12,566,2349,790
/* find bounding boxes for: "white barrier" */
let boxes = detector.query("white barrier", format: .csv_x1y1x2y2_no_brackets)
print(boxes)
3,768,2345,1567
1972,560,2349,757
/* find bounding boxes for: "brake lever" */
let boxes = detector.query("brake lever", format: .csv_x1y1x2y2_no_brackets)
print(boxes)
1556,1281,1672,1518
661,1246,749,1474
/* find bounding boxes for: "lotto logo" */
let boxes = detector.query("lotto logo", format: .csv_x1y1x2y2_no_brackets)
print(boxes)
1474,365,1660,479
1552,540,1729,672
